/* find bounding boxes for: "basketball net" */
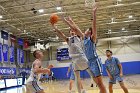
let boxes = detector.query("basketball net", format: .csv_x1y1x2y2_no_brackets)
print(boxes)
85,0,95,8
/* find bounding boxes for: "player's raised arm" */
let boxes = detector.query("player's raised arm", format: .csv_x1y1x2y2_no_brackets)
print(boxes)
52,24,69,43
91,4,97,43
63,17,84,39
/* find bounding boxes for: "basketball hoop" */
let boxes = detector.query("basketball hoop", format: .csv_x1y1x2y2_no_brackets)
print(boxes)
85,0,95,8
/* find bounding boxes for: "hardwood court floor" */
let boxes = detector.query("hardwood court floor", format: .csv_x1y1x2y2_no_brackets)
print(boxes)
0,75,140,93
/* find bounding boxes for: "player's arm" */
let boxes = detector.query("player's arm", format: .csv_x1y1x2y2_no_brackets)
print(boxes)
118,63,123,77
52,24,68,43
91,4,97,43
106,68,113,80
47,64,53,69
105,62,113,79
67,66,71,77
33,62,50,74
63,17,84,39
116,58,123,77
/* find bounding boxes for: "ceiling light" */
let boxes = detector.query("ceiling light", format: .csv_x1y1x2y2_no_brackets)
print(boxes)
108,29,111,32
24,30,26,33
117,0,122,2
129,15,133,19
122,27,125,30
111,18,114,21
111,18,115,23
38,9,44,13
0,15,3,19
56,7,62,11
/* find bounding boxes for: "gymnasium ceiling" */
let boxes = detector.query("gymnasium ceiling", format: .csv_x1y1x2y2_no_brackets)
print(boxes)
0,0,140,43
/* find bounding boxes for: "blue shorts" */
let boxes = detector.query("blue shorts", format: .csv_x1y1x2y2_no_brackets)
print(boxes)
70,72,75,80
88,58,103,77
109,75,123,84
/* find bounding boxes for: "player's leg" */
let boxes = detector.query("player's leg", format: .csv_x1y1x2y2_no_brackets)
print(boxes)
74,71,82,93
109,83,113,93
79,80,87,93
25,84,32,93
95,76,107,93
116,75,128,93
32,80,44,93
119,81,129,93
69,80,74,91
86,68,106,93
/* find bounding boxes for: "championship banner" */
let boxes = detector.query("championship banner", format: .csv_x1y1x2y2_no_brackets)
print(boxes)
19,68,31,74
0,43,2,62
1,30,8,40
17,49,24,64
3,44,8,62
18,38,23,46
17,48,20,63
10,34,16,43
0,67,16,75
24,40,29,48
9,46,14,62
20,49,24,64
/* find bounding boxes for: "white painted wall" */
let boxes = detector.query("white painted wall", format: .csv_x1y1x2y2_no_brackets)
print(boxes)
47,53,140,68
46,38,140,68
29,37,140,68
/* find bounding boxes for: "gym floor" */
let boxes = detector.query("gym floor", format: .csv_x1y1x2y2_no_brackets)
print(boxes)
0,75,140,93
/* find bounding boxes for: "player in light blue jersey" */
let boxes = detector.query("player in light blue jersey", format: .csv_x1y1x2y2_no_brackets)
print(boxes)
63,3,107,93
67,63,85,93
105,50,129,93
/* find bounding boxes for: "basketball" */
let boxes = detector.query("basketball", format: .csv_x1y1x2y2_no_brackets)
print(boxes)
50,14,59,24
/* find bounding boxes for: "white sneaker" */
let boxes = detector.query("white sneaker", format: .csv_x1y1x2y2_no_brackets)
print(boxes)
68,90,72,93
81,89,87,93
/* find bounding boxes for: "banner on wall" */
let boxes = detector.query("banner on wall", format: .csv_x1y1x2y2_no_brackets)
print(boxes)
17,49,24,64
1,30,8,40
57,48,71,61
24,40,29,48
9,46,14,62
3,44,8,62
17,48,20,63
18,38,23,46
19,68,31,74
10,34,16,43
0,67,16,75
20,49,24,64
0,43,2,62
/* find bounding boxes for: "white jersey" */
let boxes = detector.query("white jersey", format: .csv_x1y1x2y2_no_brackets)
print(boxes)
26,62,40,83
26,60,43,92
68,36,88,71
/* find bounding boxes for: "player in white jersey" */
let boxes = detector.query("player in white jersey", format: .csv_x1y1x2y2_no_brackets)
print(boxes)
52,23,93,93
26,50,53,93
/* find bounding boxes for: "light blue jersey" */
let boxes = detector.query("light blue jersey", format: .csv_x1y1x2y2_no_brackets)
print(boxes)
105,57,123,84
84,37,98,60
105,57,121,75
84,37,103,77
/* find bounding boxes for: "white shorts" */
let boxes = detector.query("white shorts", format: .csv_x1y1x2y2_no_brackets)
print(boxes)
72,55,89,71
26,81,43,93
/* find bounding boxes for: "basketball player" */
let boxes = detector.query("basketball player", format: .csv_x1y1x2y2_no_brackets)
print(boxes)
105,50,129,93
52,24,89,93
26,50,53,93
62,4,107,93
67,63,86,93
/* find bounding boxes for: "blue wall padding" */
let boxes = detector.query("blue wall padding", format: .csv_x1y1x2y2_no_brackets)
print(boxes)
51,61,140,79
